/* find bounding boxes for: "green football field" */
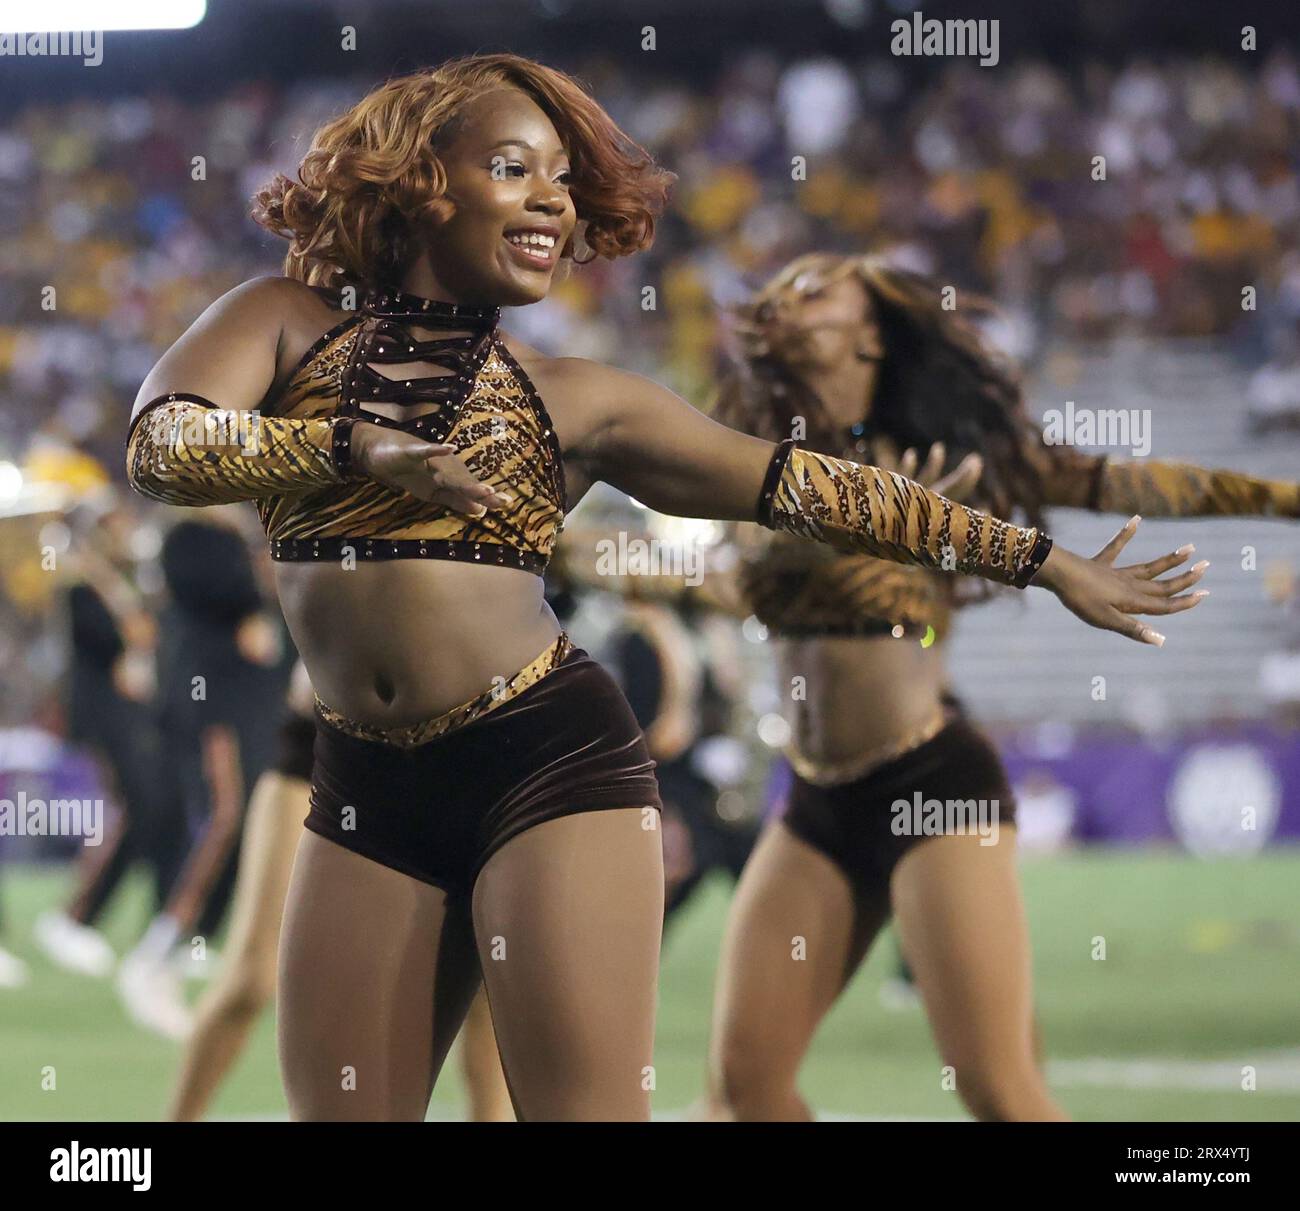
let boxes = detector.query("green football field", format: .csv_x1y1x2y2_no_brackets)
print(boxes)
1,849,1297,1122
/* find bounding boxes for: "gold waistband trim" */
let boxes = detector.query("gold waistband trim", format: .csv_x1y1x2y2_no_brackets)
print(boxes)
785,706,949,788
314,632,573,749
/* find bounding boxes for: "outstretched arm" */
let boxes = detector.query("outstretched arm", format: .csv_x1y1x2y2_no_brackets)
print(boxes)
1030,436,1300,518
575,362,1207,644
125,277,503,515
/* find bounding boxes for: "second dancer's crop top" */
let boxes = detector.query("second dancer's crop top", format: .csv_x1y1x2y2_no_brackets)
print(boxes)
126,288,567,575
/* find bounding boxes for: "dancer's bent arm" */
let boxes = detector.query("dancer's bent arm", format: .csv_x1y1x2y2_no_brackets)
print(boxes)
125,278,503,515
573,362,1208,644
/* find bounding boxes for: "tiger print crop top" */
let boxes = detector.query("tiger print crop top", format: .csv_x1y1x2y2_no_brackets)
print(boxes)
126,288,567,575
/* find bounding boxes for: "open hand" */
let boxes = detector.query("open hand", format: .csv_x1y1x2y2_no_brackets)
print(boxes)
352,422,512,517
1033,516,1209,645
871,439,984,502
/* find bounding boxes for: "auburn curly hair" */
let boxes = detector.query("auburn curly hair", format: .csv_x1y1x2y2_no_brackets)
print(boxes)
252,53,676,291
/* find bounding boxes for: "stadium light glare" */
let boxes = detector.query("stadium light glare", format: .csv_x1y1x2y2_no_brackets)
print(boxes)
0,1,206,33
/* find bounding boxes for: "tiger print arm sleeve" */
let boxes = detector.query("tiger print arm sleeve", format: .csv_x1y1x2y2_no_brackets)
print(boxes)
755,439,1053,589
125,393,364,506
1094,459,1300,518
1031,436,1300,517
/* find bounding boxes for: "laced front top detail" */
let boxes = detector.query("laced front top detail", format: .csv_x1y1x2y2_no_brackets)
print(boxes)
257,288,567,573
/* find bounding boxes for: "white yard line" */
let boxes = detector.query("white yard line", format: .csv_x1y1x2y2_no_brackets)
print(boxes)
212,1052,1300,1121
1048,1050,1300,1093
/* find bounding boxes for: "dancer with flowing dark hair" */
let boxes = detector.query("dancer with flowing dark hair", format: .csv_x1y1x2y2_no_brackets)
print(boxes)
125,55,1206,1121
678,251,1295,1120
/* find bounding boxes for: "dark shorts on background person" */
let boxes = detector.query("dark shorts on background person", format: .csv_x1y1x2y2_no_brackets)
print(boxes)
305,637,663,904
275,712,318,783
781,717,1017,913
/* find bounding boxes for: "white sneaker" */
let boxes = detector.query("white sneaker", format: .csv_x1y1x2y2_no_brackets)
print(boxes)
171,946,221,982
116,953,194,1040
878,976,922,1012
33,911,116,977
0,944,30,989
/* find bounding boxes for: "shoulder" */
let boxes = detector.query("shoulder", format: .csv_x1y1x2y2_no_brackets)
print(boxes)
197,275,308,323
190,276,342,342
500,340,665,407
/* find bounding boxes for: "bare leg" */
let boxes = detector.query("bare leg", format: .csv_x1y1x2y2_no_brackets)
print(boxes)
458,987,513,1122
891,826,1068,1121
66,805,131,924
472,808,664,1122
166,725,246,934
705,821,889,1121
168,770,306,1121
277,831,482,1120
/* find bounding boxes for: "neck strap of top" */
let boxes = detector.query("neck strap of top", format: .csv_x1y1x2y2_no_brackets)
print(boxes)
362,288,501,332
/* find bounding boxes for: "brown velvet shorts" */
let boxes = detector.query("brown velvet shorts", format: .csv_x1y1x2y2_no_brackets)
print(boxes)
274,711,318,782
781,717,1017,912
305,637,663,903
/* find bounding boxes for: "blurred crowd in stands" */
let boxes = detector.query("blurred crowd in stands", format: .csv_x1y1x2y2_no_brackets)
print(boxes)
3,47,1300,725
4,49,1300,476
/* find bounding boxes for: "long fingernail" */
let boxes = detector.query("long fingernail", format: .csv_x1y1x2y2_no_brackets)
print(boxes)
1130,515,1142,526
1194,590,1210,598
1193,560,1210,572
1177,544,1194,556
1149,630,1165,646
471,504,487,517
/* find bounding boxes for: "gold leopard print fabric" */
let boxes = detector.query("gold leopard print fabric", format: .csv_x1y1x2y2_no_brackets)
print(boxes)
127,288,567,576
257,290,567,573
126,392,351,506
738,530,955,640
1095,460,1300,518
759,442,1051,589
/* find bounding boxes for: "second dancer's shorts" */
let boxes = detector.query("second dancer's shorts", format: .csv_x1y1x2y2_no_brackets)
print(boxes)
305,633,663,903
781,717,1017,913
275,711,318,782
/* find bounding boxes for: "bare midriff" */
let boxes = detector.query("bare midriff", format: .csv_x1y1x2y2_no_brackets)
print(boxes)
274,559,561,728
777,633,947,770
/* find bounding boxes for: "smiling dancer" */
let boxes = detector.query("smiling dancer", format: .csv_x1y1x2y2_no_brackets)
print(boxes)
681,252,1294,1121
124,55,1206,1121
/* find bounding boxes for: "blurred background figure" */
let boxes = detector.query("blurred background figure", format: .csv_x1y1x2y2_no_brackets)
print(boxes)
33,488,183,978
606,600,758,924
114,512,293,1040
